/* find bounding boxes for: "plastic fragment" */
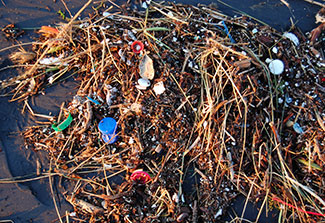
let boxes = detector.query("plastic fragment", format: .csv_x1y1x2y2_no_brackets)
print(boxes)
138,78,151,88
131,41,144,54
293,122,303,134
222,21,235,43
153,81,166,95
268,59,284,75
130,170,151,184
252,28,258,34
283,32,299,46
87,96,100,105
52,113,73,132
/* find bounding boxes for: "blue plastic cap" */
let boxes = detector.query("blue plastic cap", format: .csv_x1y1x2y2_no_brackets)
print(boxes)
98,117,118,144
98,117,117,134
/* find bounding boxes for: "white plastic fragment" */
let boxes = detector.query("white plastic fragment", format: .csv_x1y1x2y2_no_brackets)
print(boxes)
69,212,77,217
168,11,174,17
214,209,223,218
127,30,137,41
153,81,166,95
172,193,179,203
268,59,284,75
103,11,113,18
283,32,299,46
39,57,61,65
138,78,151,87
141,2,148,9
265,58,272,64
272,47,278,54
139,54,155,80
252,28,258,34
118,49,126,61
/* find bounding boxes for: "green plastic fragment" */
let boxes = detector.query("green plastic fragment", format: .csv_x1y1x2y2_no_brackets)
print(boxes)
52,113,73,132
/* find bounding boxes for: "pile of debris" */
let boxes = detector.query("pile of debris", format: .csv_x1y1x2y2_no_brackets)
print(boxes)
1,1,324,222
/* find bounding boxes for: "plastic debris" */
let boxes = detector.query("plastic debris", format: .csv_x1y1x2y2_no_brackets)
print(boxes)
130,170,151,184
39,57,61,65
268,59,284,75
283,32,299,46
87,96,101,105
222,21,236,43
52,113,73,132
131,41,144,54
272,47,278,54
98,117,118,144
153,81,166,95
138,78,151,88
293,122,304,134
139,54,154,80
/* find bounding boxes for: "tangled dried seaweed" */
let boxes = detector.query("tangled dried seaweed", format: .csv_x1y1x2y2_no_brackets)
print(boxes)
1,1,325,222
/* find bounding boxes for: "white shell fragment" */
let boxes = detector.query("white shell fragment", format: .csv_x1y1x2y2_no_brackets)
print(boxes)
252,28,258,34
139,55,155,80
283,32,299,46
269,59,284,75
153,81,166,95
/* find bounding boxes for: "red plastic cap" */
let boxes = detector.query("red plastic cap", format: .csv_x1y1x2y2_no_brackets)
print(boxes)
131,41,144,54
130,170,151,184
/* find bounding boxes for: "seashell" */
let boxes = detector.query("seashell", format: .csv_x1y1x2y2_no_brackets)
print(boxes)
283,32,299,46
268,59,284,75
139,54,155,80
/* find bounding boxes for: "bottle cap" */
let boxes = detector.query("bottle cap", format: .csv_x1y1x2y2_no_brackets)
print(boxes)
98,117,118,144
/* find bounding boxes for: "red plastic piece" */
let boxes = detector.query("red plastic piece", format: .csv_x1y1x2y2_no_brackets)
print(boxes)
130,170,151,184
131,41,144,54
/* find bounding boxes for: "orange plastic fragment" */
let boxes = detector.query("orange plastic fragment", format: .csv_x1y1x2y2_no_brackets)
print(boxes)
39,26,59,35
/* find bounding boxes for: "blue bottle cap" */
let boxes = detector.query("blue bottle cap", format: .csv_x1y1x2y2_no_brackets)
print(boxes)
98,117,117,135
98,117,118,144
